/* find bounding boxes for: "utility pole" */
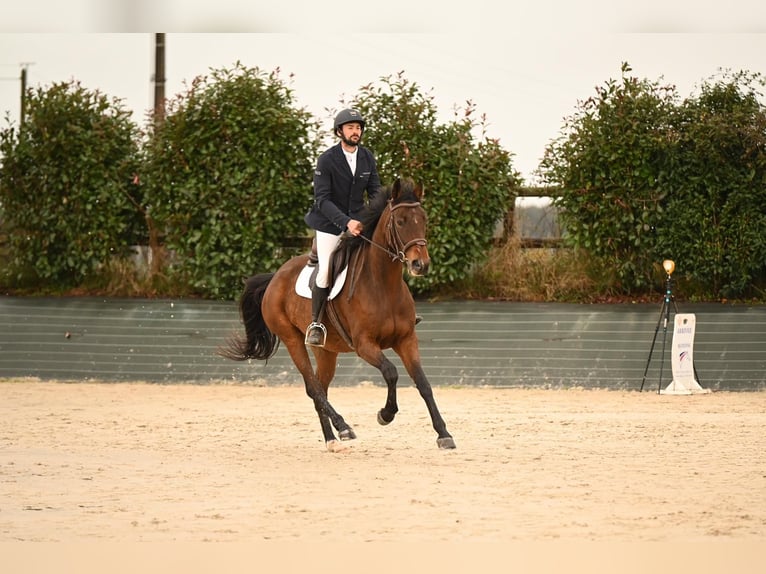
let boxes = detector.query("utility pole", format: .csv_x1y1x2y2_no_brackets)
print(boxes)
153,33,166,128
19,62,34,129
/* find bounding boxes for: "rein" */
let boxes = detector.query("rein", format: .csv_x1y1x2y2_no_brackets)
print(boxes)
356,201,427,263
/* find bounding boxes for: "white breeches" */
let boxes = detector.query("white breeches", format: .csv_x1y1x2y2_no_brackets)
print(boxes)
314,230,343,288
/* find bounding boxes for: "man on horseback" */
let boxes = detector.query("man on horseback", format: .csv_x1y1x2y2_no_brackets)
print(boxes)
303,108,382,347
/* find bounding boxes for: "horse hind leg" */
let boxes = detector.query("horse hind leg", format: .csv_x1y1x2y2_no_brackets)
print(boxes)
316,410,349,453
274,332,355,451
312,395,356,448
306,379,357,449
309,347,357,449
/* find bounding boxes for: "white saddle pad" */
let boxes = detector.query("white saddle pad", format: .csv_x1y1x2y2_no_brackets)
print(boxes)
295,264,348,300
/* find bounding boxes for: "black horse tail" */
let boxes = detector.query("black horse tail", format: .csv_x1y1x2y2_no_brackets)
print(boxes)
218,273,280,361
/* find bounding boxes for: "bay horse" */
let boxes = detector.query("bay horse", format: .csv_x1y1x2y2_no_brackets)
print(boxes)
220,177,455,451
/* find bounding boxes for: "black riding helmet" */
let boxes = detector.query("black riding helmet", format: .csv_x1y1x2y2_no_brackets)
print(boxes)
333,108,365,136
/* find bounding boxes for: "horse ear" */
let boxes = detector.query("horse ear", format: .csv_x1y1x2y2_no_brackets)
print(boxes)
391,178,402,201
415,182,425,201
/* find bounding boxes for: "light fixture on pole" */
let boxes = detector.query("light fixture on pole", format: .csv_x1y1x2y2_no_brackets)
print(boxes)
640,259,682,392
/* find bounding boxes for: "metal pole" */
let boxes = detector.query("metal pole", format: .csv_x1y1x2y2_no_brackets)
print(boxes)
153,33,166,128
640,300,665,392
20,65,28,128
640,271,674,393
657,277,673,393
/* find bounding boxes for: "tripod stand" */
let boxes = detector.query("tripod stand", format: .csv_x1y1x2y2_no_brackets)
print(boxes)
639,260,701,393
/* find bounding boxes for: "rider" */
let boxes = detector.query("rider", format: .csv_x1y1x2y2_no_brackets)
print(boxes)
303,108,383,347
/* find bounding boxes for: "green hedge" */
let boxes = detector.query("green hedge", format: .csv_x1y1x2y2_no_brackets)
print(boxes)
3,63,764,301
540,64,766,299
141,63,320,300
0,81,142,290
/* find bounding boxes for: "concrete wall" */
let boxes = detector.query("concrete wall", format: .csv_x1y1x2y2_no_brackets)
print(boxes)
1,296,764,390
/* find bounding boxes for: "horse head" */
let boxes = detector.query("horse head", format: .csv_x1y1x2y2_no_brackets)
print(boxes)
387,178,430,277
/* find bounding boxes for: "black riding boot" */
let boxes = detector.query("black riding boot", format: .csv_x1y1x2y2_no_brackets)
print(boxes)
305,285,330,347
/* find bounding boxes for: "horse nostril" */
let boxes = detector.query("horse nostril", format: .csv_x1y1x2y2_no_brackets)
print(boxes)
411,259,429,275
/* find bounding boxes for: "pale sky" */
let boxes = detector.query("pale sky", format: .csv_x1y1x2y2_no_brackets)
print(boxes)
2,4,765,183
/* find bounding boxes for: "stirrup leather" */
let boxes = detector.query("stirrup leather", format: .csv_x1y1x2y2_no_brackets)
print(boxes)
305,322,327,347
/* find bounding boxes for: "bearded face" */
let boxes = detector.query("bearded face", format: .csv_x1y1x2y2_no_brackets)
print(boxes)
338,122,363,147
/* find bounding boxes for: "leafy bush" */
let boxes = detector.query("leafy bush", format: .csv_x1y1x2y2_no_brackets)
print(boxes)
657,70,766,298
142,63,320,300
5,62,762,303
0,81,142,290
349,73,522,294
539,63,678,293
540,63,766,299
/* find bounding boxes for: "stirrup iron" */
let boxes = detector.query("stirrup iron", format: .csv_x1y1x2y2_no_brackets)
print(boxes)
305,322,327,347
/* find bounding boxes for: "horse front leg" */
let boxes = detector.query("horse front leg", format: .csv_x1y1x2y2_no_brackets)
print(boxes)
353,343,400,426
414,366,456,449
394,340,456,449
376,355,399,426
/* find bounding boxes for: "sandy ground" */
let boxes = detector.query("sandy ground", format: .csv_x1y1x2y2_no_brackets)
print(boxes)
1,380,765,570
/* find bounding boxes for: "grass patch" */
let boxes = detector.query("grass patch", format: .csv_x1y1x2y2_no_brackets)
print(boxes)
438,235,621,303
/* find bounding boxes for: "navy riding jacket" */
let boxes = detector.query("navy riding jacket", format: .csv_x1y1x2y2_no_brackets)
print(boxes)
304,143,382,235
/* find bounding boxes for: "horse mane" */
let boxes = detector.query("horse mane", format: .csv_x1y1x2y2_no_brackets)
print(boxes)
338,178,420,254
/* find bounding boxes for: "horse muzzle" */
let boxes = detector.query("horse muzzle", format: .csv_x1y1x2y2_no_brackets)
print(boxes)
408,258,430,276
406,250,430,276
400,238,429,277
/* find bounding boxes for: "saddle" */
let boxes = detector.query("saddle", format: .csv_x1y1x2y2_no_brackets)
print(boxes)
295,237,363,349
295,236,361,301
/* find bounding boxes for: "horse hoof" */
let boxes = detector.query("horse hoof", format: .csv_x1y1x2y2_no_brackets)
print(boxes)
377,409,394,426
437,436,456,449
339,428,357,441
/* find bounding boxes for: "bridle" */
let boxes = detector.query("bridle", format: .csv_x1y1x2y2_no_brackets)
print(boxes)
331,199,428,346
356,201,427,264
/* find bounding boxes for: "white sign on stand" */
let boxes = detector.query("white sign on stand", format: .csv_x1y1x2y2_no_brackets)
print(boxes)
660,313,710,395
